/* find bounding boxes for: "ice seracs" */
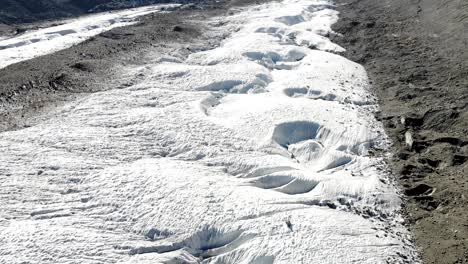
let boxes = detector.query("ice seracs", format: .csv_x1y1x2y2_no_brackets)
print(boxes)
0,0,420,263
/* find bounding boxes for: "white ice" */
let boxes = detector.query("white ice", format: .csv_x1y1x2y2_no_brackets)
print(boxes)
0,0,420,263
0,4,179,69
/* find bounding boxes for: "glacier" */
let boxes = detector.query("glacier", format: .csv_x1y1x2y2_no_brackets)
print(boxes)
0,0,420,263
0,4,179,69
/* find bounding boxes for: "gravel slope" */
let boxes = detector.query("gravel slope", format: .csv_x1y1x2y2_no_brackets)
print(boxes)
332,0,468,263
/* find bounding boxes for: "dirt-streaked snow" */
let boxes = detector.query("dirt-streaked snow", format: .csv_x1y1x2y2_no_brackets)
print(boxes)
0,4,179,69
0,0,420,263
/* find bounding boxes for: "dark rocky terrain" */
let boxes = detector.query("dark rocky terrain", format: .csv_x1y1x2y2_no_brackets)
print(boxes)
0,4,205,131
332,0,468,263
0,0,271,132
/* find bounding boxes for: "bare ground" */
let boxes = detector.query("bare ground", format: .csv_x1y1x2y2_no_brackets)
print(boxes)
332,0,468,263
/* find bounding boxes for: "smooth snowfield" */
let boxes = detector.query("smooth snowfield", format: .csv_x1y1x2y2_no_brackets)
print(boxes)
0,4,179,69
0,0,420,263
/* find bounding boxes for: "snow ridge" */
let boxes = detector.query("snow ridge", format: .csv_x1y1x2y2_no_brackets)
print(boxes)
0,0,420,263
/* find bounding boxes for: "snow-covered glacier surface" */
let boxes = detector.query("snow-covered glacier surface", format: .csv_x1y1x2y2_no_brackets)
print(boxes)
0,4,179,69
0,0,420,263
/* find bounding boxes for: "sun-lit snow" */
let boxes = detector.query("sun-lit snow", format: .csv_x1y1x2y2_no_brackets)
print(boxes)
0,4,179,69
0,0,420,263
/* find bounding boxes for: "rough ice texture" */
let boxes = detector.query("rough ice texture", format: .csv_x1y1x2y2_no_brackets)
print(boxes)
0,4,179,69
0,0,420,263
